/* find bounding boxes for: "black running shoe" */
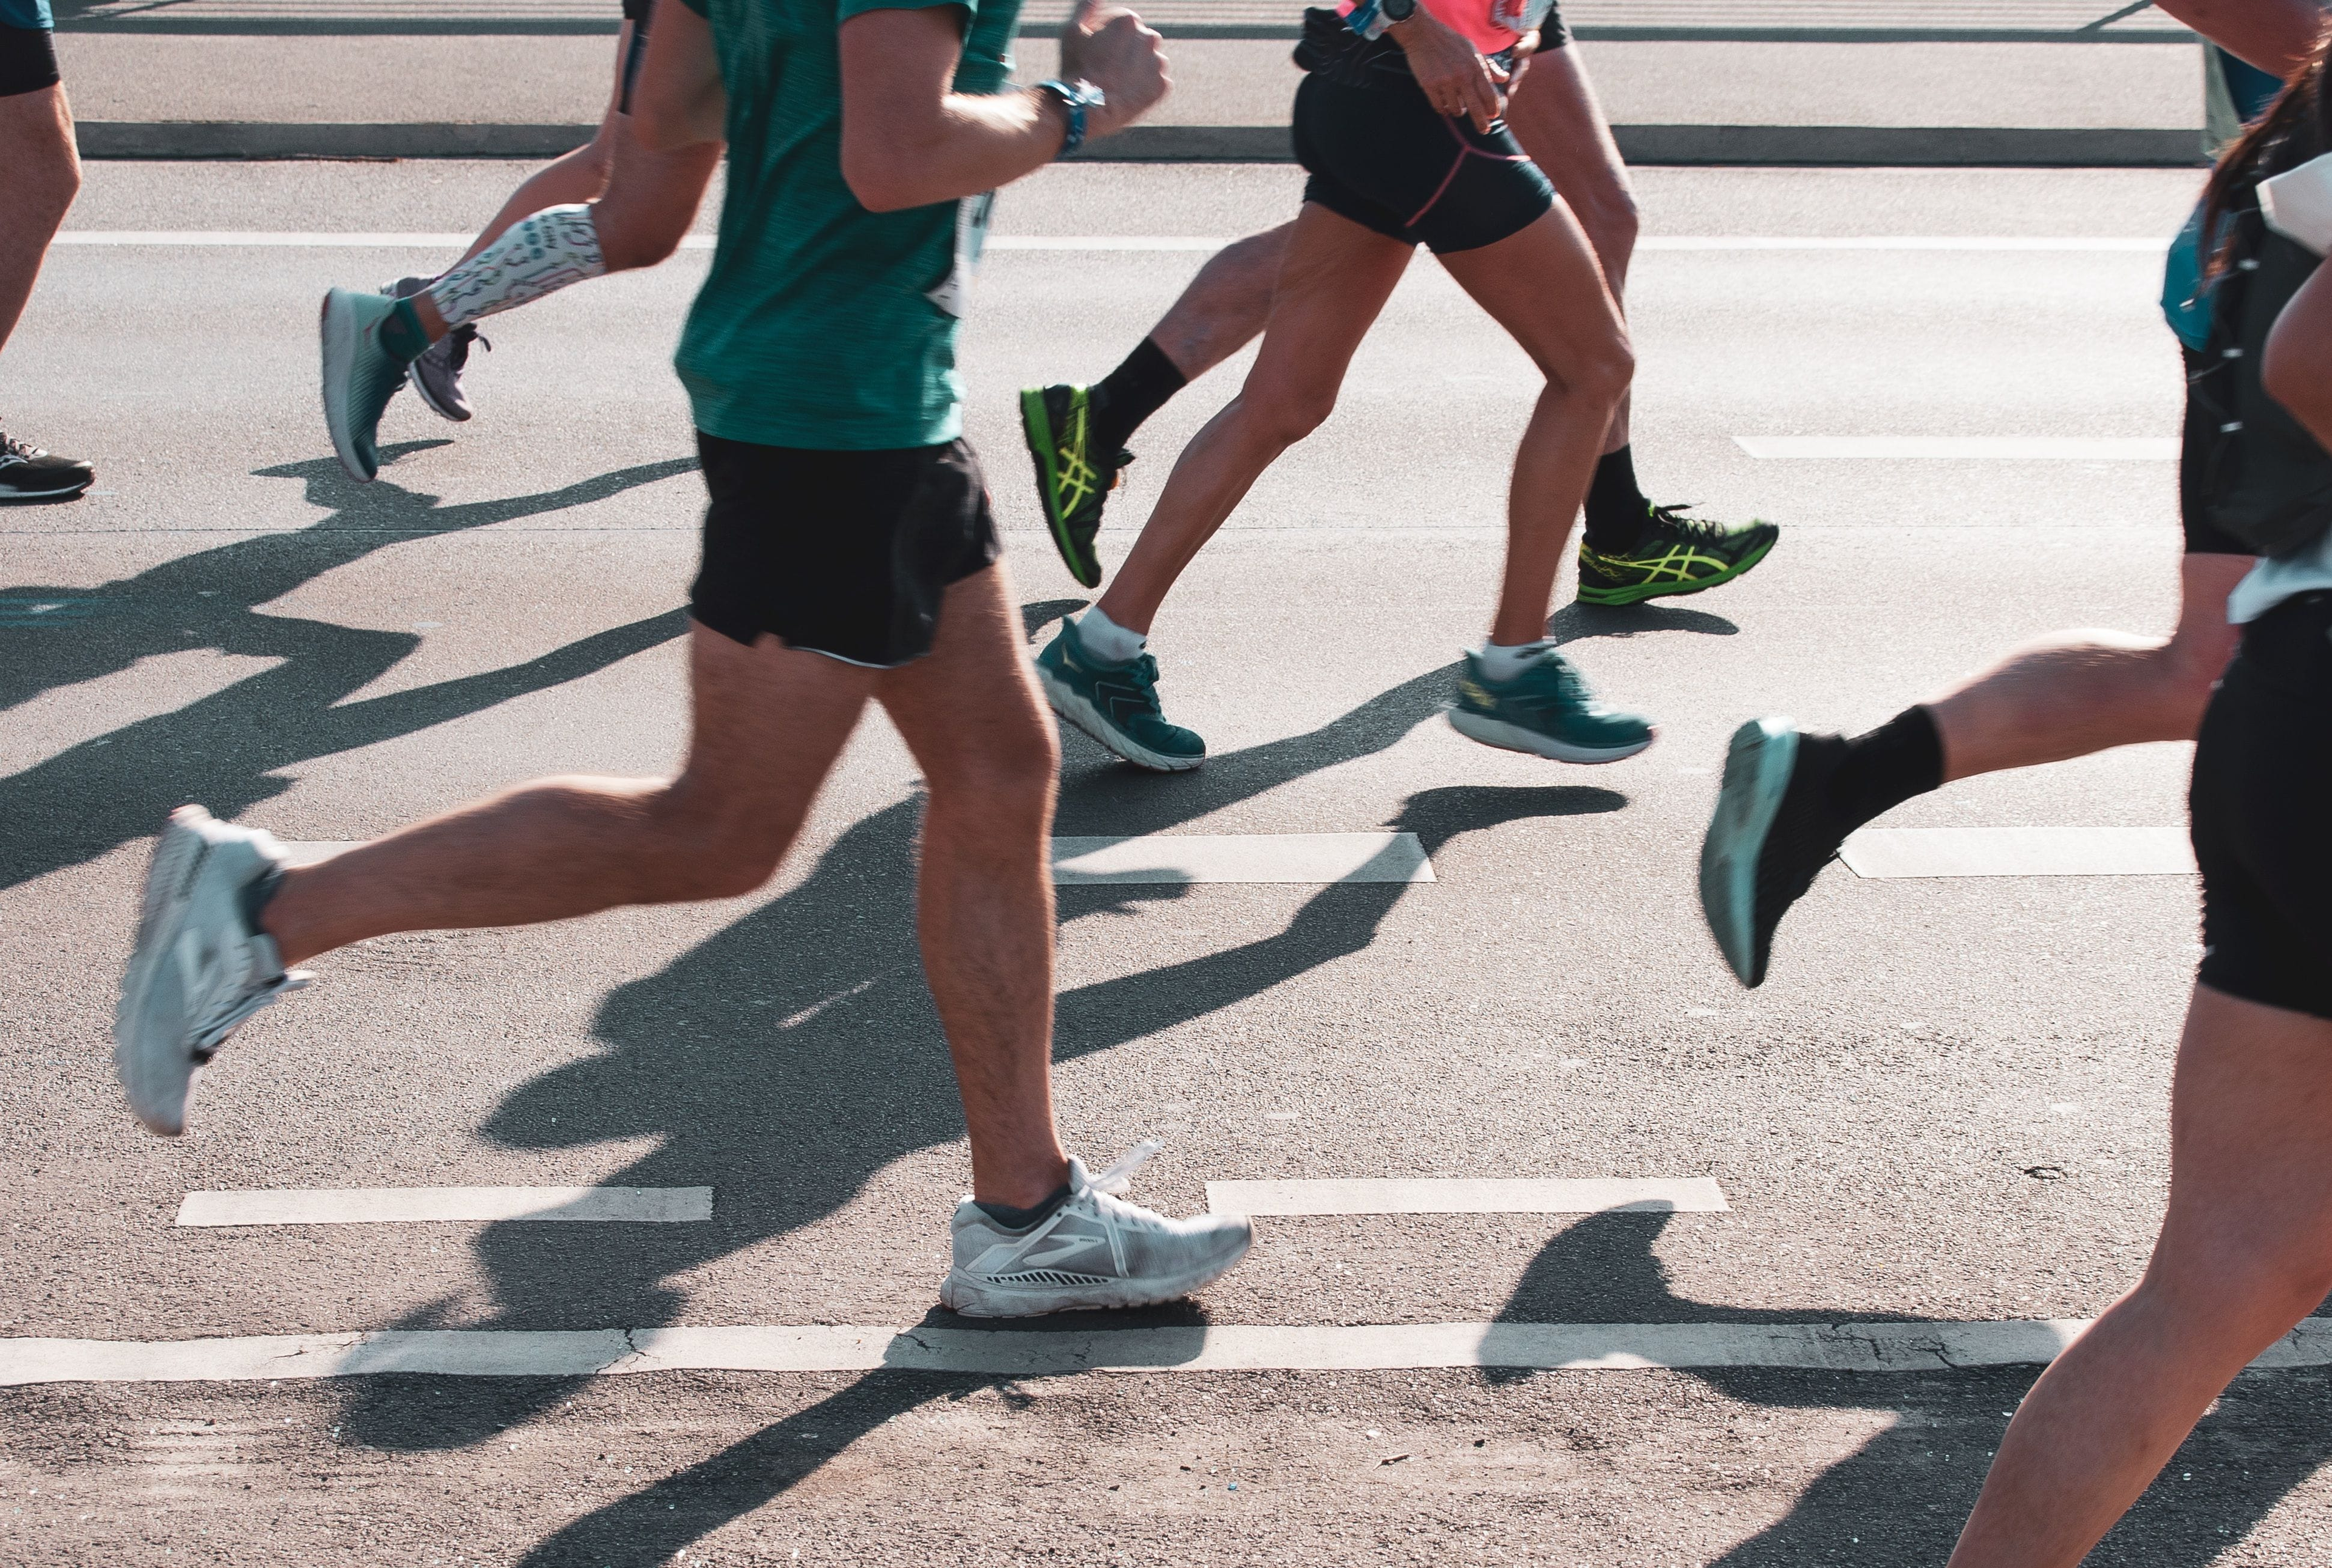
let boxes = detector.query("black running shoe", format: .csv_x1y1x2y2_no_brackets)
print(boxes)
1577,503,1779,606
0,424,95,503
1020,383,1133,589
384,276,487,422
1698,718,1852,988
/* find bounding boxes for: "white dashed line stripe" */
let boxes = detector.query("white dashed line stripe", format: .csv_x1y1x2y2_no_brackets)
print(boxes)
1736,436,2180,461
1841,827,2195,879
49,233,2169,253
1052,833,1432,885
1207,1178,1728,1216
8,1318,2331,1385
283,834,1435,885
174,1187,713,1227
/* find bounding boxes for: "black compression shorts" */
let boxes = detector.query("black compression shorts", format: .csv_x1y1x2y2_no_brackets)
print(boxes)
0,22,59,97
1290,61,1553,256
689,434,1002,669
2191,589,2332,1020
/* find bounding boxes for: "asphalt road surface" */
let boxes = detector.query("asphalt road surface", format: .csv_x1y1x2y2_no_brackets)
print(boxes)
6,160,2328,1564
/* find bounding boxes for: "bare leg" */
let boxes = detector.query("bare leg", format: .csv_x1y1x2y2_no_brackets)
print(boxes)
260,624,873,964
1926,553,2251,783
1948,985,2332,1567
0,83,81,356
875,564,1071,1208
1504,44,1638,453
1145,223,1292,381
1094,204,1414,635
1436,203,1634,643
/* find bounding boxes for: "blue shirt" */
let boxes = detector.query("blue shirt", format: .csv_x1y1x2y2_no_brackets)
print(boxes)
1,0,55,30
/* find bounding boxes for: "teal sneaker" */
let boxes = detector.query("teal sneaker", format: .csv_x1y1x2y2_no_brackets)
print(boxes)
319,287,414,482
1034,615,1205,772
1446,645,1655,763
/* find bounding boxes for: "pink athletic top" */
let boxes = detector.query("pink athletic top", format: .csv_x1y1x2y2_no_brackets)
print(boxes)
1338,0,1550,58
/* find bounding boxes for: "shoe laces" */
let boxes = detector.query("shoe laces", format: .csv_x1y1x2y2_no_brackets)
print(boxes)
447,326,490,372
1086,1139,1164,1197
0,428,41,461
1646,502,1728,542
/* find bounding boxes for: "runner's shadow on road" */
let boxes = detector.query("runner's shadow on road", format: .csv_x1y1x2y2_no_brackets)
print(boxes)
0,450,697,891
1496,1210,2332,1564
1546,599,1737,643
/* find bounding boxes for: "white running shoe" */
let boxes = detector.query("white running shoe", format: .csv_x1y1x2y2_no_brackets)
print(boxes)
939,1142,1255,1317
114,806,311,1136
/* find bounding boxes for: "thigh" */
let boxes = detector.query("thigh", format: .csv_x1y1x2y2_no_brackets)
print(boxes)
874,561,1054,780
1503,45,1634,284
1243,202,1415,412
672,618,877,823
1436,200,1625,379
2167,550,2251,671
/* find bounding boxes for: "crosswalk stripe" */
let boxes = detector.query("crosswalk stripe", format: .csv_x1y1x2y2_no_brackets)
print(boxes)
1841,827,2195,879
1207,1178,1727,1216
8,1317,2330,1384
174,1187,712,1226
1736,436,2180,461
281,834,1434,885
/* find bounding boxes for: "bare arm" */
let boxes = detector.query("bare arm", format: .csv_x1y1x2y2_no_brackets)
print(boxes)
2263,261,2332,446
2155,0,2323,78
629,0,728,151
839,3,1167,214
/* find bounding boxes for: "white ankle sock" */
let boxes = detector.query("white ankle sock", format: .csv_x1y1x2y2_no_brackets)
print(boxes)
427,204,607,332
1476,639,1550,683
1077,607,1147,664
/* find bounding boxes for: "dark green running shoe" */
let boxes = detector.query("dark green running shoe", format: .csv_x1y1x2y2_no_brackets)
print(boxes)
1577,503,1779,607
1034,614,1204,772
1021,384,1133,590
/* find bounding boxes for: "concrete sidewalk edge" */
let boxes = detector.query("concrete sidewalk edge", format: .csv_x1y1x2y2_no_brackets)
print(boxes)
75,120,2206,166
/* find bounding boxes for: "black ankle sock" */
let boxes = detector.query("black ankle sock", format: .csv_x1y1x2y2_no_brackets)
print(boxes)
1580,445,1650,554
975,1184,1072,1232
377,298,431,365
1826,706,1945,831
1087,337,1187,455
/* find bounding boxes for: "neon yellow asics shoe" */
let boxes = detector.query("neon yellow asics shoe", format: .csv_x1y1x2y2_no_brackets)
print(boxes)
1577,504,1779,606
1020,384,1133,590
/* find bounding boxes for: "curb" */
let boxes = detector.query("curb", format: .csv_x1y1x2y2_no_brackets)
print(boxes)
73,120,2204,167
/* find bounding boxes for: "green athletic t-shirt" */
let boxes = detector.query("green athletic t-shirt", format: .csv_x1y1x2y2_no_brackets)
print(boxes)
674,0,1020,449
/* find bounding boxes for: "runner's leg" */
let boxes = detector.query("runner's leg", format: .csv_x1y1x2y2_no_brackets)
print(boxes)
1435,200,1632,644
874,562,1071,1208
258,622,873,965
1945,986,2332,1567
0,71,93,500
1093,203,1413,634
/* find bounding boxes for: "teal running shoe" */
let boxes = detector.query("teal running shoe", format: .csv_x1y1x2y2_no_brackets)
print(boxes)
1446,645,1655,763
1034,615,1205,772
319,287,414,482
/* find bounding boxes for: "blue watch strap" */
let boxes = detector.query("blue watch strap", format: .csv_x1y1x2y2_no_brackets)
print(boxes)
1036,79,1089,160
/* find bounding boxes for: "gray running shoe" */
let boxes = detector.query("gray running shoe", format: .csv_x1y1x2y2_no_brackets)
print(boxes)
939,1143,1254,1317
0,423,95,503
383,276,485,423
114,806,310,1136
319,287,412,482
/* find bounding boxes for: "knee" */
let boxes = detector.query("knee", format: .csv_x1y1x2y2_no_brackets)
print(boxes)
20,135,79,223
1246,383,1339,448
2152,1253,2332,1352
1560,329,1634,413
927,720,1060,825
649,789,795,901
1581,187,1640,273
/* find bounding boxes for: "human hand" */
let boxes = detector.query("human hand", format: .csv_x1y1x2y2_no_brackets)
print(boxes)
1059,4,1171,137
1387,7,1507,132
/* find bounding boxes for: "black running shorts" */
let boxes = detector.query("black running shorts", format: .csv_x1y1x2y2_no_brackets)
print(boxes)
618,0,653,115
2179,346,2257,556
1290,47,1554,255
2191,589,2332,1020
689,434,1002,669
0,22,60,97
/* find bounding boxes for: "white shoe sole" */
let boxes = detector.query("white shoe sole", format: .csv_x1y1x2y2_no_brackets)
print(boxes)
1699,717,1798,987
939,1230,1254,1318
114,810,213,1136
318,290,375,483
1035,664,1202,773
1445,706,1654,764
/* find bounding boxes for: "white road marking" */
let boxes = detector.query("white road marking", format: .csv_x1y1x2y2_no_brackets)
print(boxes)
174,1187,712,1226
1841,827,2195,879
50,232,2167,254
1736,436,2179,461
8,1317,2330,1383
284,834,1433,884
1207,1178,1728,1215
1052,833,1432,884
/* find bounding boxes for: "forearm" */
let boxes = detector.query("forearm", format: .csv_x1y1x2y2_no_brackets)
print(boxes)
2156,0,2322,77
847,86,1066,213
